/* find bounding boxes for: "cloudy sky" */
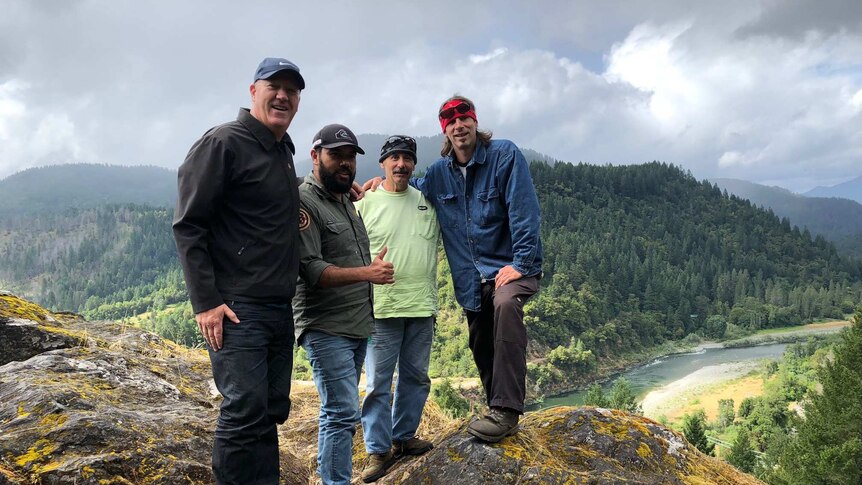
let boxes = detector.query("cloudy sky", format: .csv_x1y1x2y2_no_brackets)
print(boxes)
2,0,861,192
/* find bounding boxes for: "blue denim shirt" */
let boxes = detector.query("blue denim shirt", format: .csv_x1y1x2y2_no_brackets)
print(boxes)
413,139,543,311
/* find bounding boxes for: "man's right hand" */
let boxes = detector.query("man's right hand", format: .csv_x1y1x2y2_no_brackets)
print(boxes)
195,303,240,351
361,177,385,193
366,246,395,284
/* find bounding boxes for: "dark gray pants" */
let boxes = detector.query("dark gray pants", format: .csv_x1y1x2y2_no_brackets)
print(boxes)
208,301,294,485
464,276,538,413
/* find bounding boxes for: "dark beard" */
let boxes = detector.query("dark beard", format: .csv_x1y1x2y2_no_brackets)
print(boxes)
320,164,355,194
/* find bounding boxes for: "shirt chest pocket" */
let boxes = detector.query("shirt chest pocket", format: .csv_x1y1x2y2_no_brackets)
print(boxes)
477,187,504,226
436,193,459,228
322,221,351,256
410,211,438,240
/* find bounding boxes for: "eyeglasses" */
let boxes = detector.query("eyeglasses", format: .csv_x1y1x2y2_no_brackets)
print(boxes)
383,135,416,151
439,102,471,120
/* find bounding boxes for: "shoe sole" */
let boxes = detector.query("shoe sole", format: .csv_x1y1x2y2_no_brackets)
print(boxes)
400,443,433,456
467,425,519,443
361,456,399,483
362,469,389,484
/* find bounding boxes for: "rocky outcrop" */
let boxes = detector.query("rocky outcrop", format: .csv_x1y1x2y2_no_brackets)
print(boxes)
1,294,220,484
1,294,762,484
375,408,763,484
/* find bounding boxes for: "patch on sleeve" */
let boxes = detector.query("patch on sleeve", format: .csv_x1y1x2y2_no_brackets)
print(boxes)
299,208,311,231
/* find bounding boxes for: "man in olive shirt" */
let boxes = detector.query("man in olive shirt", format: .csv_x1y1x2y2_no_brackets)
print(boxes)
173,57,304,485
293,124,394,485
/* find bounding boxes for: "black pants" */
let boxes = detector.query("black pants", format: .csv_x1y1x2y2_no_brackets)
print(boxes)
464,277,538,414
209,301,294,485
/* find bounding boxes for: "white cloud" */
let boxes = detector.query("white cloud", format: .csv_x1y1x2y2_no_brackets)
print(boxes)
851,88,862,111
0,79,94,175
1,0,861,193
0,80,27,139
595,17,862,190
470,48,508,64
718,150,762,168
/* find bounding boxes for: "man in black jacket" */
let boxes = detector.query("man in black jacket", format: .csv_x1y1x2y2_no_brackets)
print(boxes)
172,57,305,485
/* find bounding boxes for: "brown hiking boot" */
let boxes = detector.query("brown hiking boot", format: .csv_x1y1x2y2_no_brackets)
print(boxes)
467,407,520,443
361,450,397,483
392,437,433,458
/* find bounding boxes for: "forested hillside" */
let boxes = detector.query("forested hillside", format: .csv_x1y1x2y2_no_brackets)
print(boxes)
712,178,862,258
1,162,860,386
0,205,198,344
519,162,862,391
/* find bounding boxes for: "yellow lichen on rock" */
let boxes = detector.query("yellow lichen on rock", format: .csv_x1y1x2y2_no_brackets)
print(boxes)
637,442,652,458
16,402,30,419
38,412,68,429
446,447,465,463
0,294,51,322
14,439,57,467
0,293,80,324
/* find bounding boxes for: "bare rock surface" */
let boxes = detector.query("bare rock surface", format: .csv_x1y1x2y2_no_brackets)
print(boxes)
375,407,764,485
0,294,302,484
1,294,761,484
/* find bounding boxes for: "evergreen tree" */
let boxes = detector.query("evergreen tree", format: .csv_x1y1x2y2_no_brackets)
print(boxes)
726,430,757,473
583,383,608,408
716,398,735,429
431,378,470,418
682,410,715,455
771,309,862,484
608,377,641,414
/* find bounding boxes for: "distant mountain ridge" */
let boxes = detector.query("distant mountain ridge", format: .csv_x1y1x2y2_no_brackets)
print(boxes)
0,163,177,216
804,175,862,203
1,137,555,216
294,133,557,183
711,177,862,258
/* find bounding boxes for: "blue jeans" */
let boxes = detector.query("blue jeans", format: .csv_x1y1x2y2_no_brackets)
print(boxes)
208,301,294,485
301,330,367,485
361,317,433,454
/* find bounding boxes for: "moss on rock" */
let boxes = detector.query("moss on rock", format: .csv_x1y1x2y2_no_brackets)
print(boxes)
1,293,764,485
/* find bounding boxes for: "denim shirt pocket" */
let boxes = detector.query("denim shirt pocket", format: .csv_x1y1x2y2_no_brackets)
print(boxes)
436,193,459,228
476,187,503,226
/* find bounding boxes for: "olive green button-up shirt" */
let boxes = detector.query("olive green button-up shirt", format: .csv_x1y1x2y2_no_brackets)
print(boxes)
293,174,373,342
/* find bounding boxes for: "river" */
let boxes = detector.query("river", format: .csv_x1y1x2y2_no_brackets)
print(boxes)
530,342,790,410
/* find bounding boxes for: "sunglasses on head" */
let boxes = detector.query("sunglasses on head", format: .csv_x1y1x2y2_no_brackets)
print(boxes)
383,135,416,151
438,102,471,120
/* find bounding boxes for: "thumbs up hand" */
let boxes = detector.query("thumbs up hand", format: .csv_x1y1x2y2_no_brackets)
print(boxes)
367,246,395,284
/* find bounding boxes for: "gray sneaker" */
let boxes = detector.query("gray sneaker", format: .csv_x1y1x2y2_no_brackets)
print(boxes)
361,450,397,483
392,437,433,458
467,407,520,443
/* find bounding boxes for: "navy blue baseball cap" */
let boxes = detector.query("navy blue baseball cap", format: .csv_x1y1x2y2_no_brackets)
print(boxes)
254,57,305,89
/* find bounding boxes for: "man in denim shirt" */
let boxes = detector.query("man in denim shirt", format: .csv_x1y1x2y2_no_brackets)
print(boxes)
414,95,543,442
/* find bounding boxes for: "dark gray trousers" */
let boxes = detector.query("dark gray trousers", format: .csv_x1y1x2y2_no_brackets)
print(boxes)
464,276,539,413
209,301,294,485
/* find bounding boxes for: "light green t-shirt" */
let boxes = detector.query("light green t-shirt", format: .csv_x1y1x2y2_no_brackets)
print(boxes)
355,185,440,318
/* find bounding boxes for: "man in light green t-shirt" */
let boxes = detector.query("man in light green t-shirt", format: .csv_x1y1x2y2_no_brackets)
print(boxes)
355,135,440,483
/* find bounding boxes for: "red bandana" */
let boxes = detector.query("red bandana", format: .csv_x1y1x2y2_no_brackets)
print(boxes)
438,100,477,132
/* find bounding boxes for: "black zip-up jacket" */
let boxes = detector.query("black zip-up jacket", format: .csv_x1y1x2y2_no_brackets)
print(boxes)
173,108,300,313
